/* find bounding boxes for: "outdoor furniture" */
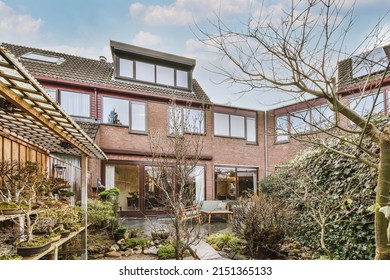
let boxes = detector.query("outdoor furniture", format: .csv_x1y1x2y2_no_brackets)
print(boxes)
179,204,201,222
200,200,233,224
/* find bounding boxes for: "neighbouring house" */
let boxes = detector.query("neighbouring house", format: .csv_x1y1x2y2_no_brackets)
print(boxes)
2,41,389,218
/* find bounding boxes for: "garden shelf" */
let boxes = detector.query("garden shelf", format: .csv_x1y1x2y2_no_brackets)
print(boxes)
22,226,87,260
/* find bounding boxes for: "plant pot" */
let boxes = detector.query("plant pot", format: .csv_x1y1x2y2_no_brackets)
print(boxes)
0,208,24,215
17,240,52,257
60,230,71,238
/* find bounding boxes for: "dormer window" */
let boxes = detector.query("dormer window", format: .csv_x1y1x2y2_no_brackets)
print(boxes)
111,41,194,90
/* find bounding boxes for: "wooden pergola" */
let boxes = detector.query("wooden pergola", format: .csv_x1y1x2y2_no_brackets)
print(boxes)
0,46,107,259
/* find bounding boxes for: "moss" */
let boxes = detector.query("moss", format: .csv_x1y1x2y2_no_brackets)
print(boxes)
124,237,147,249
18,236,51,248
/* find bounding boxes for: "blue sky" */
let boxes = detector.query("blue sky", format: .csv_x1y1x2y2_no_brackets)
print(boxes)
1,0,389,110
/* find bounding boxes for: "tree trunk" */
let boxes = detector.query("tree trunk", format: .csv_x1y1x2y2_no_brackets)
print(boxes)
375,138,390,259
320,224,332,259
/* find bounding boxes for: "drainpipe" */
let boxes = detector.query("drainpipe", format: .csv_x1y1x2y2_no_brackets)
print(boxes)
264,111,269,177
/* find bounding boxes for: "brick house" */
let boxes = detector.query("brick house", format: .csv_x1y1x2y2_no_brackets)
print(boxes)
1,41,265,217
2,41,388,217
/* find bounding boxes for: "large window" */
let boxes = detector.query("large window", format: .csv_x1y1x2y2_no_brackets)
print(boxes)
275,104,335,142
214,112,257,142
215,166,257,200
144,166,173,211
60,90,90,117
349,92,384,118
102,96,147,133
117,58,190,89
168,106,205,135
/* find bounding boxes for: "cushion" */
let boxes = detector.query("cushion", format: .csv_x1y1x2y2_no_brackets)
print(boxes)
216,202,227,210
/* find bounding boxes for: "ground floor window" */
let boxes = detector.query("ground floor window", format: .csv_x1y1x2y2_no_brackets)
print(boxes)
214,166,257,200
104,162,205,214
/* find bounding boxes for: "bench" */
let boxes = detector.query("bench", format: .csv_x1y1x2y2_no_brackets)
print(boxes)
199,200,233,224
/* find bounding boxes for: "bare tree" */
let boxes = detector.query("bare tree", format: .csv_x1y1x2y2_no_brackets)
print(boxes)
199,0,390,259
148,101,205,259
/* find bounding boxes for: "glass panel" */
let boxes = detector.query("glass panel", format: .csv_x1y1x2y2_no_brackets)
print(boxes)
230,115,245,138
237,168,257,197
181,166,205,205
106,164,140,211
61,90,90,117
276,115,289,142
144,166,172,211
131,102,146,132
311,105,334,129
45,88,57,101
176,70,189,88
168,107,183,135
214,113,230,136
102,97,129,125
156,65,174,86
349,92,384,117
21,52,64,64
246,117,256,142
185,108,205,134
352,47,388,78
119,58,134,78
136,61,154,83
215,167,236,200
290,109,310,134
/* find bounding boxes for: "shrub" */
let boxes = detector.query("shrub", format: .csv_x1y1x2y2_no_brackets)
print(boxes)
124,237,148,249
262,135,377,259
157,244,175,260
87,199,117,229
206,232,240,251
232,194,290,259
113,226,128,241
98,187,120,201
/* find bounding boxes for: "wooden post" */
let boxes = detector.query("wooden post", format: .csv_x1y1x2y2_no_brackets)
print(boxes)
80,154,88,260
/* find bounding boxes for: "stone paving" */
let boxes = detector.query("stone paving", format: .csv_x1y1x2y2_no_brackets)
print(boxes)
120,217,232,260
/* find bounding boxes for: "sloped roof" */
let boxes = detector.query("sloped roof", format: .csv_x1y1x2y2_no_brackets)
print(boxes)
0,46,107,160
1,43,211,104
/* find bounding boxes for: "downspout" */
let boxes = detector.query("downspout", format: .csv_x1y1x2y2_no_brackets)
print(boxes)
264,111,269,177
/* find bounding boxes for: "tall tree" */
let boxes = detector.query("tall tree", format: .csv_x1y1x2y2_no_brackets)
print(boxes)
199,0,390,259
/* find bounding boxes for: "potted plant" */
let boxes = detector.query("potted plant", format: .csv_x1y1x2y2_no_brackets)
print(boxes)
14,162,53,257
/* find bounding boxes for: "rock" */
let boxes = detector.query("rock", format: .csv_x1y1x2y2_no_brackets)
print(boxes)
153,239,160,245
143,246,158,255
110,244,120,252
124,249,134,257
222,246,231,253
229,251,236,259
105,251,121,258
117,239,125,245
232,253,248,260
150,241,155,246
133,245,142,254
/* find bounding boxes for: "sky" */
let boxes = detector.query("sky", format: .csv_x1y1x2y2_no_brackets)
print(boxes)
1,0,389,110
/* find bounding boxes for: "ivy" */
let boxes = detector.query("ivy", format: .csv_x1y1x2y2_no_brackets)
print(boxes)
261,117,386,259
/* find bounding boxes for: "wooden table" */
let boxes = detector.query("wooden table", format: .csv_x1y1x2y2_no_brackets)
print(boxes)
200,210,233,224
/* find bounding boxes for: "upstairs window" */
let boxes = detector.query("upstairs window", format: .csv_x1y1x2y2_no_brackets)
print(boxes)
102,96,147,133
168,107,205,135
117,57,190,90
275,104,335,143
349,92,384,118
214,112,257,143
60,90,90,118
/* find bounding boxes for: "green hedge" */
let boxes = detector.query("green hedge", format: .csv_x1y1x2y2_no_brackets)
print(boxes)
262,130,379,259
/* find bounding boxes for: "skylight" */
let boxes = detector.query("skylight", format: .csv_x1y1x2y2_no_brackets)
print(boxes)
21,52,65,65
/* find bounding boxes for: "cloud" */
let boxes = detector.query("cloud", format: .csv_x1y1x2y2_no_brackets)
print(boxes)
131,31,163,48
0,1,43,42
129,0,252,26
